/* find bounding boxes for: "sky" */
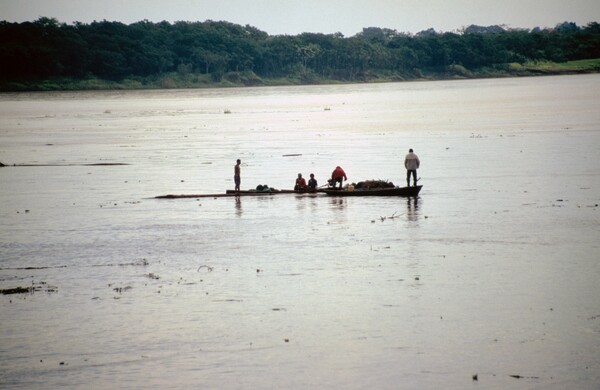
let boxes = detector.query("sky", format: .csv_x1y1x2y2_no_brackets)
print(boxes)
1,0,599,36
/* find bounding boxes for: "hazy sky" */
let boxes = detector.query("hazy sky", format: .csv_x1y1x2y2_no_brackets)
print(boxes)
1,0,599,36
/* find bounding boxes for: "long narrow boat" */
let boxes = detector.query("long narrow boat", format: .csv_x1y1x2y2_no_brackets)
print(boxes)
155,189,317,199
225,189,320,195
322,185,422,197
155,185,421,199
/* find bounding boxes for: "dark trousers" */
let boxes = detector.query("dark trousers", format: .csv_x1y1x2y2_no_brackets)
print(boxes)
406,170,417,186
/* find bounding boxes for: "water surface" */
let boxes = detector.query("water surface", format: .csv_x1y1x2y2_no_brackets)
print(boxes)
1,75,599,389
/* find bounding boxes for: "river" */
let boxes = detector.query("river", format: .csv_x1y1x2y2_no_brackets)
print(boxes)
1,75,599,389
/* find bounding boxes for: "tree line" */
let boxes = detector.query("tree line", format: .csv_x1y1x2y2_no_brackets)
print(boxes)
1,17,599,88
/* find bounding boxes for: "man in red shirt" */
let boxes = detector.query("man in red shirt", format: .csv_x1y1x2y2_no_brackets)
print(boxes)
330,166,347,189
294,173,307,191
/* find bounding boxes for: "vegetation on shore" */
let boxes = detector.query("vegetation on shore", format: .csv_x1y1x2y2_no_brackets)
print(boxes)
5,59,599,92
1,18,599,91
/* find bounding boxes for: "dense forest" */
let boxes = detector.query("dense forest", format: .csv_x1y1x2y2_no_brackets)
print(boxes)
1,17,599,90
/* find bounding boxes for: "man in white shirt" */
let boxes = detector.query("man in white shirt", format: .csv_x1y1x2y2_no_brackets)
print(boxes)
404,149,420,187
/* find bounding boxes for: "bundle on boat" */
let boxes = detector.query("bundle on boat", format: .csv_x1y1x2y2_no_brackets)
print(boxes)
254,184,274,192
354,180,395,190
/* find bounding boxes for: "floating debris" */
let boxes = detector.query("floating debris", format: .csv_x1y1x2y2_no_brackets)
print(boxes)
379,211,402,222
1,286,33,295
509,374,540,379
93,259,149,267
0,265,67,270
1,282,58,295
113,286,132,293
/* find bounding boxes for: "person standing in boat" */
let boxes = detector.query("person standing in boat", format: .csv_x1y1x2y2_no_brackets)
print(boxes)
234,159,241,192
404,149,420,187
307,173,318,190
330,166,347,189
294,173,307,191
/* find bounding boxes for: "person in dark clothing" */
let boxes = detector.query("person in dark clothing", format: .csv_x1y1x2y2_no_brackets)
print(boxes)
234,159,241,192
307,173,318,190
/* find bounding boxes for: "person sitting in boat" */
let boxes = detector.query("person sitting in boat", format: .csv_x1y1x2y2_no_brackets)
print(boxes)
294,173,307,191
307,173,318,190
330,166,347,189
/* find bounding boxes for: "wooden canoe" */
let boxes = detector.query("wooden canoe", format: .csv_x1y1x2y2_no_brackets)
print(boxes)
155,189,318,199
322,185,422,197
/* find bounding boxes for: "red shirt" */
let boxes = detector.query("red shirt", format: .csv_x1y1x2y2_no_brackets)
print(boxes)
331,167,347,180
295,178,307,188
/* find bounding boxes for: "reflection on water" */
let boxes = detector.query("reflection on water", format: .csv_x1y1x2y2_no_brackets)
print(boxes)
406,196,419,222
235,196,242,217
328,197,346,210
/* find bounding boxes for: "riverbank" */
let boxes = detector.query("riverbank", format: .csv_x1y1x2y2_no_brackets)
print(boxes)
2,59,599,92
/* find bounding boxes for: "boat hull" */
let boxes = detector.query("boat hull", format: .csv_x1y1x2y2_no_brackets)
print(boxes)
323,185,422,197
155,189,317,199
155,187,420,199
